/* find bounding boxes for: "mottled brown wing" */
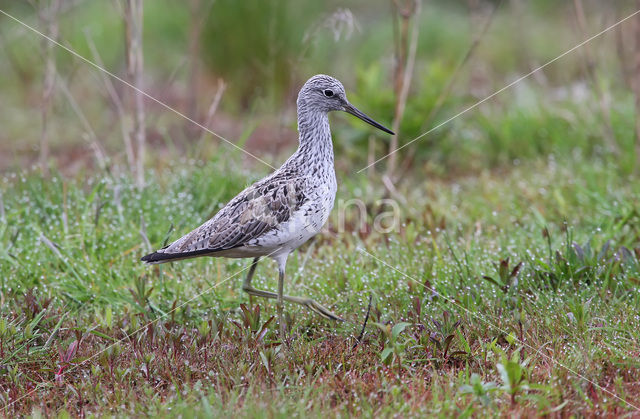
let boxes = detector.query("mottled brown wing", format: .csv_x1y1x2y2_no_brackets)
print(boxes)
167,175,306,254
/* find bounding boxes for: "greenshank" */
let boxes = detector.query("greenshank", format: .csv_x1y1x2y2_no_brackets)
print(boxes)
142,74,393,335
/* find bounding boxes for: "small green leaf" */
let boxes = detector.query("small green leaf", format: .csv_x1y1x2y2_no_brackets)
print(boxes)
391,322,411,341
482,276,502,289
456,328,471,354
510,262,523,279
259,351,270,372
380,347,393,364
505,332,516,345
105,306,112,329
372,322,391,338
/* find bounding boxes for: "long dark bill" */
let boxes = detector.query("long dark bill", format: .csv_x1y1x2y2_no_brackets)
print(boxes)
343,103,395,135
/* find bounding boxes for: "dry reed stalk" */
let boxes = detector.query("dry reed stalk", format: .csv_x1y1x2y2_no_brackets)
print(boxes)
187,0,202,119
635,0,640,165
197,79,227,144
124,0,146,188
55,69,108,169
395,0,500,179
614,9,632,90
85,31,135,173
387,0,421,180
573,0,618,155
38,0,61,176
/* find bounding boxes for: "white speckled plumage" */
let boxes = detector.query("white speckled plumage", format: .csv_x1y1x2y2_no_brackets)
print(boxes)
142,74,393,327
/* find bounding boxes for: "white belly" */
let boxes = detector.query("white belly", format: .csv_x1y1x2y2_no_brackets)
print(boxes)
243,176,336,257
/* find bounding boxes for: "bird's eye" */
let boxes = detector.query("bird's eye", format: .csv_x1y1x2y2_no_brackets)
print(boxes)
323,89,334,97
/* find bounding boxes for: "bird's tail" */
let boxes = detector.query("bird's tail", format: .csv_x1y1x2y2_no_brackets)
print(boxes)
141,248,218,264
140,251,176,264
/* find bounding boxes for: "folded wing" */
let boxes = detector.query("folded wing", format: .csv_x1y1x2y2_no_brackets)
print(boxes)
141,175,306,263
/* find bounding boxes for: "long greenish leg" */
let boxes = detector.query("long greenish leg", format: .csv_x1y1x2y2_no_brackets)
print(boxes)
242,257,260,305
277,267,285,337
241,255,343,322
243,286,343,321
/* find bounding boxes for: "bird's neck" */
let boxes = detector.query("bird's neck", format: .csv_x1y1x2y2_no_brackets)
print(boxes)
295,107,334,168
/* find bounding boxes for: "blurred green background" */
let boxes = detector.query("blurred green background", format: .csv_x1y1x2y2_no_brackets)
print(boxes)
0,0,638,176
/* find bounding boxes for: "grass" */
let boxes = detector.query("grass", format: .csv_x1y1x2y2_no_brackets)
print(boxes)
1,1,640,416
1,151,640,416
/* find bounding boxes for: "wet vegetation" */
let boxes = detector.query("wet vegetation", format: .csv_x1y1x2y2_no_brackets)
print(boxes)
1,0,640,416
2,154,640,416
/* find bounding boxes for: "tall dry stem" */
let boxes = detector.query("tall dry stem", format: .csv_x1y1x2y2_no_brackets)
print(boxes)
573,0,618,155
38,0,61,176
124,0,146,187
387,0,420,180
187,0,216,138
187,0,202,119
85,31,135,172
397,0,499,179
635,0,640,165
56,70,108,169
197,79,227,144
614,9,632,90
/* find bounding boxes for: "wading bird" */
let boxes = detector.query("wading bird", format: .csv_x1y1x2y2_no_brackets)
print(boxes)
142,74,393,335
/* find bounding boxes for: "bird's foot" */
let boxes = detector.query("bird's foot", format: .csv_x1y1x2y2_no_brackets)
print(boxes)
300,298,344,322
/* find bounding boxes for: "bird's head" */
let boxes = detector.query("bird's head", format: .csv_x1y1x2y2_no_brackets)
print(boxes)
298,74,394,135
